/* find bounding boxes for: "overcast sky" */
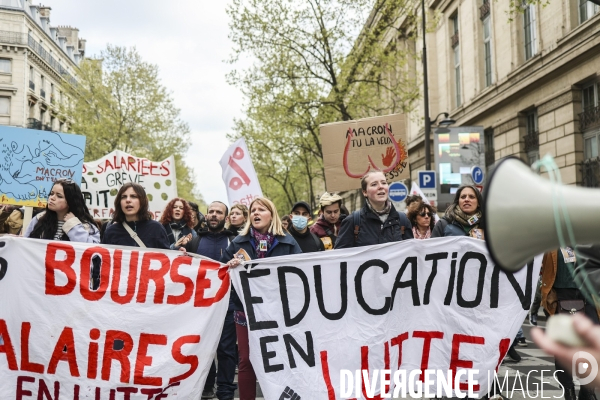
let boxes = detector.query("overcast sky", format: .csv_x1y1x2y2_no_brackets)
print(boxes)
47,0,241,206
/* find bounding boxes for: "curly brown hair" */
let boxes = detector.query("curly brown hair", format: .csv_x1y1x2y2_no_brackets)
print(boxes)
406,199,437,231
159,197,195,228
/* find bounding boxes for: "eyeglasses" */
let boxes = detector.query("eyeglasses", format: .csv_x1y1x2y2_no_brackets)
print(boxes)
419,212,433,217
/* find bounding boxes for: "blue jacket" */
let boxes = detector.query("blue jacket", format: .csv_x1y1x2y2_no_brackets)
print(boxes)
102,220,170,249
431,218,469,237
221,231,302,311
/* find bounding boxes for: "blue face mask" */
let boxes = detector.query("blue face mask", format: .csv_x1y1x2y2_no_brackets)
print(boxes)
291,215,308,230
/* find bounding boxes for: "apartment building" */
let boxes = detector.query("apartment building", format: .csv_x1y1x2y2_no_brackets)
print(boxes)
0,0,85,132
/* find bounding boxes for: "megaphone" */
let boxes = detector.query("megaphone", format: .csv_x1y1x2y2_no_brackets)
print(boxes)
484,157,600,272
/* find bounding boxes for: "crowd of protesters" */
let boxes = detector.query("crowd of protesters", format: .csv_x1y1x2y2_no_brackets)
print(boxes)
3,172,595,400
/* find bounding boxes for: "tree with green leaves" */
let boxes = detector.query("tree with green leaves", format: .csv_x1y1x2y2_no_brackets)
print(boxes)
227,0,420,211
66,45,204,207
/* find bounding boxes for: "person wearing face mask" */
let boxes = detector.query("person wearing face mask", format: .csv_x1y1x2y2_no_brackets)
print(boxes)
287,201,325,253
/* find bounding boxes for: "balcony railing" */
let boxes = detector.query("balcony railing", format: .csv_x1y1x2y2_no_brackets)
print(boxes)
26,118,42,130
0,30,26,45
581,157,600,188
43,124,53,132
40,89,45,99
580,105,600,132
29,80,35,91
523,130,539,152
27,35,77,86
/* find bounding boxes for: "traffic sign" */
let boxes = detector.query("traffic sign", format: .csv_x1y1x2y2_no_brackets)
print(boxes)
471,166,484,185
418,171,437,189
389,182,408,202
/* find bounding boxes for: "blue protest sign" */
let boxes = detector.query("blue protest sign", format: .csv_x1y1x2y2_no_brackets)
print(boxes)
0,126,86,206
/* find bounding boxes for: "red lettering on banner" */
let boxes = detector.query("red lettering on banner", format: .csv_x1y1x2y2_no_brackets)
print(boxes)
88,328,101,379
102,330,134,383
134,333,167,386
496,338,511,372
47,327,80,377
111,250,139,305
413,331,444,381
160,160,171,176
449,333,484,391
0,319,18,370
390,332,409,368
194,261,230,307
38,379,60,399
319,351,337,400
169,335,201,384
117,387,138,398
360,342,390,400
16,375,35,399
21,322,44,373
137,253,170,304
167,257,194,305
80,247,111,301
45,243,76,295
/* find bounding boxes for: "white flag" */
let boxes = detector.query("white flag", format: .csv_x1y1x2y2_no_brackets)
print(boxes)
219,138,263,206
410,181,431,204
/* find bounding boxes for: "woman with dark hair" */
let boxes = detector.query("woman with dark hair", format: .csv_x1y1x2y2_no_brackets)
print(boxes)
25,178,100,243
406,198,437,240
188,201,207,234
431,185,485,239
223,197,301,400
102,183,169,249
159,197,197,250
280,215,291,231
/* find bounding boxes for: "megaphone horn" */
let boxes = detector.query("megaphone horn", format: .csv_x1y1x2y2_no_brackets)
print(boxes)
484,156,600,272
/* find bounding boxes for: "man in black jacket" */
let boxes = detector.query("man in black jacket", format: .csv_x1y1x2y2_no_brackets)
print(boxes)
287,201,325,253
185,201,237,400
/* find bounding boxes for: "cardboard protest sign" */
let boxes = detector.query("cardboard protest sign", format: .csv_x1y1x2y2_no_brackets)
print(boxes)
320,113,409,192
231,237,541,399
220,138,263,207
82,151,177,220
0,237,229,398
0,127,86,207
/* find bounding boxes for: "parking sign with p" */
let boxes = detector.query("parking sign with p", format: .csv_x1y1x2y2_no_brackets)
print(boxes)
418,171,436,189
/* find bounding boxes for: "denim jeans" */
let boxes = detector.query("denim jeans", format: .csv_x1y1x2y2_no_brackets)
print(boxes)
204,310,238,399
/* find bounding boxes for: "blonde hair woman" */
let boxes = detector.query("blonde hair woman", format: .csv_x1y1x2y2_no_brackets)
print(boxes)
222,197,301,400
225,203,249,233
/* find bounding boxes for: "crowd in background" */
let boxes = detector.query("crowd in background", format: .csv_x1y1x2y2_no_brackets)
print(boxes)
3,171,595,400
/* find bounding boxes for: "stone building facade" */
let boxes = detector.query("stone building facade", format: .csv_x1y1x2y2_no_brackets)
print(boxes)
0,0,85,132
404,0,600,188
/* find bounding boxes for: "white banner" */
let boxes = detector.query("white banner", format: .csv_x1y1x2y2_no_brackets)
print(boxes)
219,138,263,206
230,237,541,400
81,151,177,220
0,237,229,398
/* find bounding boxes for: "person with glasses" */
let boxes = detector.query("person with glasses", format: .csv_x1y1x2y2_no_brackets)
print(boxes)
24,178,100,243
159,197,197,250
405,197,437,240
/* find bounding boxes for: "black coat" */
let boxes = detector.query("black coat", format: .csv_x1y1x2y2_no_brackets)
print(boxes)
102,220,170,249
335,204,413,249
431,218,469,237
221,231,302,311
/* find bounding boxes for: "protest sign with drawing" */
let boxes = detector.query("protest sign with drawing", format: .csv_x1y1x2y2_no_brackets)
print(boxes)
220,138,263,206
320,113,409,192
0,126,86,207
230,237,541,399
0,237,229,398
82,150,177,220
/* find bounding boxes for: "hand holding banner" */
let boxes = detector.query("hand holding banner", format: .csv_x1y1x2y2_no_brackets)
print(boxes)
220,138,263,206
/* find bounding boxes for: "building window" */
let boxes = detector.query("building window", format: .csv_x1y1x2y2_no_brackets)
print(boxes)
0,97,10,114
482,12,493,87
580,82,600,132
524,110,539,166
29,66,35,91
451,13,461,107
580,0,600,23
484,128,495,169
583,82,598,111
0,59,11,74
523,2,537,61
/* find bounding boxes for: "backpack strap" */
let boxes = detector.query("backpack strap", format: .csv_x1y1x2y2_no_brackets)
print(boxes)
311,232,322,250
353,210,361,245
122,222,147,248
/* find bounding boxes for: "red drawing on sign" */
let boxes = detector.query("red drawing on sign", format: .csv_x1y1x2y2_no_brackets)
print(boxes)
342,123,401,178
228,147,251,190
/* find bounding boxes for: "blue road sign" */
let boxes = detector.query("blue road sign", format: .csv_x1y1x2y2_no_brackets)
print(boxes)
389,182,408,202
418,171,437,189
471,166,484,184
